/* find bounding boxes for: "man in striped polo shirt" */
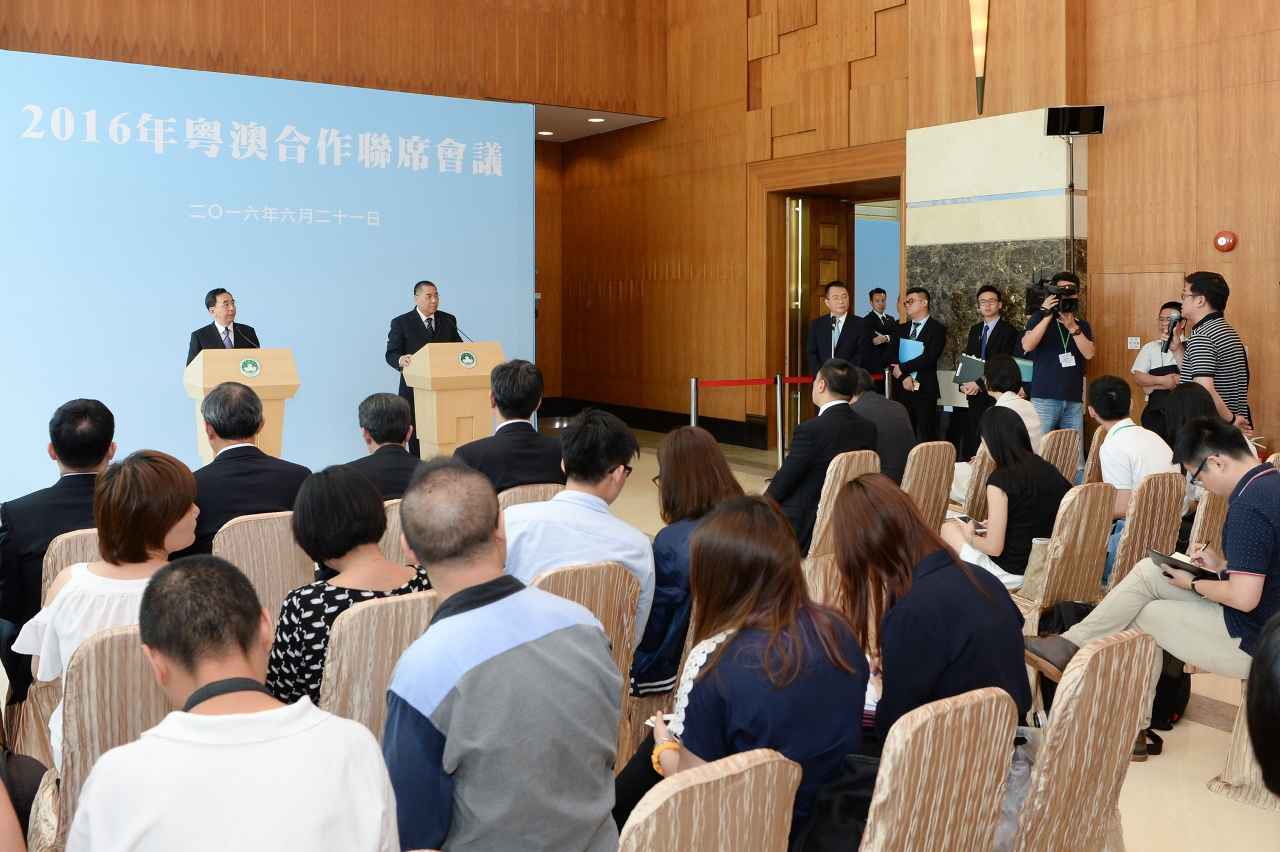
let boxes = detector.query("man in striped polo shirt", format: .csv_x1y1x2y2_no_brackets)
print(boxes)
1172,271,1252,435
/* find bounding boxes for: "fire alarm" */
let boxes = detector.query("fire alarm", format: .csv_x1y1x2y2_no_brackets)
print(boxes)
1214,231,1236,251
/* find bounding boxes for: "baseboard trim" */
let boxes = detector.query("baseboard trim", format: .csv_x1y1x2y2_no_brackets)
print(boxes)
539,398,768,450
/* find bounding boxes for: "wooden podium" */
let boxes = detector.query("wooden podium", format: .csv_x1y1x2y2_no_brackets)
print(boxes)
183,349,301,465
402,342,505,458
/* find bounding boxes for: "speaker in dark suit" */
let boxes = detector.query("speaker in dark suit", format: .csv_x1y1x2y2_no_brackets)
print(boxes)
385,281,463,457
892,288,948,442
176,445,311,556
453,360,565,493
186,288,260,366
959,288,1022,458
864,289,898,394
765,362,878,555
804,281,874,376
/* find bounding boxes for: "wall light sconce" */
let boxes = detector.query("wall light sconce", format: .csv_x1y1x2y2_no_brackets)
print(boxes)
969,0,990,114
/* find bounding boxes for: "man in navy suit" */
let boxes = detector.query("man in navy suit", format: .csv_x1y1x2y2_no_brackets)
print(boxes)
186,289,260,366
891,287,948,442
454,360,565,493
343,393,424,500
805,281,875,378
386,281,463,456
864,287,898,394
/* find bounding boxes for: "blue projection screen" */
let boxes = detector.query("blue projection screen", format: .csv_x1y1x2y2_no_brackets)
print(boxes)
0,50,534,499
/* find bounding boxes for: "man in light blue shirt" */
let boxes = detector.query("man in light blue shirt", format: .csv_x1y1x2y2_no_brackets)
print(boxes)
503,409,655,644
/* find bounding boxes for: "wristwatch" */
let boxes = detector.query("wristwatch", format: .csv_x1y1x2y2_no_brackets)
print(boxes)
1191,578,1201,596
1070,328,1083,337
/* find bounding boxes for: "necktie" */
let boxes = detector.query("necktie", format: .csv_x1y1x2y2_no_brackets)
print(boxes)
833,317,842,347
911,322,920,340
222,328,232,349
426,316,436,342
980,323,990,358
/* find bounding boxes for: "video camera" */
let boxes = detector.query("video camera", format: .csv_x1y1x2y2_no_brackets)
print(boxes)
1026,271,1080,315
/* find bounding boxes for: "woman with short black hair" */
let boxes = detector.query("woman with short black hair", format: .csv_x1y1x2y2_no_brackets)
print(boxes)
267,466,429,704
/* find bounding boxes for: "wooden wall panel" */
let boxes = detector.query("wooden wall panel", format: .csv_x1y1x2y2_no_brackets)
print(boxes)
535,141,563,397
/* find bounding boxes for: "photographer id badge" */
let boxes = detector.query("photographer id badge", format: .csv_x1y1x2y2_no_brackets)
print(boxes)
1059,353,1077,367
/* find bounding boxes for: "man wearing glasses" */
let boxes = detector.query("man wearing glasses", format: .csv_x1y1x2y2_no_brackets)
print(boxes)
959,285,1021,459
890,287,947,441
1131,301,1185,440
1169,272,1252,437
186,289,260,366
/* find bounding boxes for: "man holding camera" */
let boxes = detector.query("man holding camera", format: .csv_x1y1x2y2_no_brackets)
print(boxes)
1021,271,1095,475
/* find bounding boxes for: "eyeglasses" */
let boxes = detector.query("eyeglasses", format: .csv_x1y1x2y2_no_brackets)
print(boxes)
977,299,1000,307
1190,456,1214,488
903,298,925,306
651,474,660,487
1180,292,1195,301
615,464,633,478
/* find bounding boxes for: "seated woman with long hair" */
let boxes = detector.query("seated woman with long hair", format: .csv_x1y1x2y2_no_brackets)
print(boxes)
14,450,199,770
941,406,1072,590
834,474,1030,743
1163,382,1219,551
267,466,430,704
614,496,867,839
631,426,743,696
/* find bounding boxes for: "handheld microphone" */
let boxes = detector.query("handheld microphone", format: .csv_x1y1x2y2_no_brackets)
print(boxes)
1162,310,1180,352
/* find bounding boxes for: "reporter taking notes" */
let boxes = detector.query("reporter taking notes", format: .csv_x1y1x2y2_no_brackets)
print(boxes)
186,288,260,366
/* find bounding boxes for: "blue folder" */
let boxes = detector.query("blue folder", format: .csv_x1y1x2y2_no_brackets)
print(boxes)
898,338,924,379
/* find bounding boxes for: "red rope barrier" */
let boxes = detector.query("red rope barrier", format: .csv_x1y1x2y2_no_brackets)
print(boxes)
696,374,882,388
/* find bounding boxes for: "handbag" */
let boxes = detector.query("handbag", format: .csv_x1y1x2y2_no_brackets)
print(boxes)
791,754,880,852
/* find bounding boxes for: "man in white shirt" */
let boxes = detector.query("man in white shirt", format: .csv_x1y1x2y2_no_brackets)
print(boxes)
67,555,397,852
951,355,1043,502
1131,301,1185,439
503,409,654,644
1089,375,1178,582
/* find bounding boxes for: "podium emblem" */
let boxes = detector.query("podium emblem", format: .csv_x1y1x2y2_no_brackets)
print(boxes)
458,350,478,369
238,357,262,378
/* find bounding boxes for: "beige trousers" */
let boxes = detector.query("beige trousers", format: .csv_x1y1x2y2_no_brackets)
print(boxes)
1063,558,1252,729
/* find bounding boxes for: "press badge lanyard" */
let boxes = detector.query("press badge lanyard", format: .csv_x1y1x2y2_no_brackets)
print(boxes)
183,678,273,712
1056,321,1076,367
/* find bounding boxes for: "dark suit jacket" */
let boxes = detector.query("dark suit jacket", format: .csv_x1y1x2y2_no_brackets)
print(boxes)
892,317,948,401
343,444,424,501
864,311,898,375
963,318,1021,437
805,313,875,375
765,404,878,555
850,393,916,485
0,473,98,701
186,322,260,366
175,446,311,557
385,309,463,399
453,421,566,493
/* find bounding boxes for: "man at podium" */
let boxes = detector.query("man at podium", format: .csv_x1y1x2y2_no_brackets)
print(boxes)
386,280,462,455
186,288,260,366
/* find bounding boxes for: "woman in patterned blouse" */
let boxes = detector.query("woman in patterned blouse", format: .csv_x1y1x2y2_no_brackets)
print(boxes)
267,465,430,704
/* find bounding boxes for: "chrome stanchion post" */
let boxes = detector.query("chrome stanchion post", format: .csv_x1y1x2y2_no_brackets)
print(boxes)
775,375,785,469
690,378,699,427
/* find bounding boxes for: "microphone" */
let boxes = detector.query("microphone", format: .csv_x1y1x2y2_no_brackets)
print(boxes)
228,324,259,349
450,314,474,343
1162,310,1180,352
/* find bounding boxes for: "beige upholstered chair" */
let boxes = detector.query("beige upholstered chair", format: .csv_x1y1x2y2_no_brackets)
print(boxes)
531,562,640,769
497,482,564,511
900,441,956,532
1082,425,1107,484
41,528,100,605
619,749,801,852
1010,630,1158,852
1039,429,1082,482
379,499,412,566
960,445,996,522
1207,681,1280,812
27,625,173,852
801,450,879,606
860,687,1016,852
1188,490,1229,552
319,591,438,743
1268,452,1280,468
1107,471,1185,590
211,511,315,622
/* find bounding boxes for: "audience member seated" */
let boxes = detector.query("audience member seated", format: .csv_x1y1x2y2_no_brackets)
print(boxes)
1027,417,1278,760
832,474,1031,746
503,409,654,643
67,556,398,851
615,496,866,840
941,408,1072,590
175,382,311,557
267,467,430,705
453,359,566,493
631,426,743,697
1248,612,1280,796
384,461,621,852
951,354,1041,502
1164,382,1218,551
847,366,915,484
13,451,197,770
765,359,878,555
1088,375,1178,582
342,393,424,500
0,398,116,707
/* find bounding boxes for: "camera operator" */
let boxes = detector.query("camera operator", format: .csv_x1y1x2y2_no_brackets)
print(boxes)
1169,271,1253,437
1131,301,1185,440
1021,271,1095,476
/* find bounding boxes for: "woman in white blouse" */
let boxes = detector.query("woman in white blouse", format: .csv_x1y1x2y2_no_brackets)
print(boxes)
14,450,198,769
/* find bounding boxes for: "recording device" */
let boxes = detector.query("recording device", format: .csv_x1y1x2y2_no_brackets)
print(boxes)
1025,271,1080,315
1162,310,1181,353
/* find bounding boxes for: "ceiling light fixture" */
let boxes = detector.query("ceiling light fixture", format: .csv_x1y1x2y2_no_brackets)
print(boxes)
587,118,605,123
537,131,554,136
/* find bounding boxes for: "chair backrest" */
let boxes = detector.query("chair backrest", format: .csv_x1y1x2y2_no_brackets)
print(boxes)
807,450,880,560
1082,424,1107,484
860,687,1016,852
531,562,641,766
58,625,173,849
41,528,99,605
1011,631,1158,852
379,499,412,566
961,445,996,522
1020,482,1115,607
211,511,315,622
319,591,438,742
1268,452,1280,468
497,482,565,511
1109,471,1185,589
899,441,956,532
1189,490,1230,551
619,749,802,852
1039,429,1082,482
623,603,700,764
